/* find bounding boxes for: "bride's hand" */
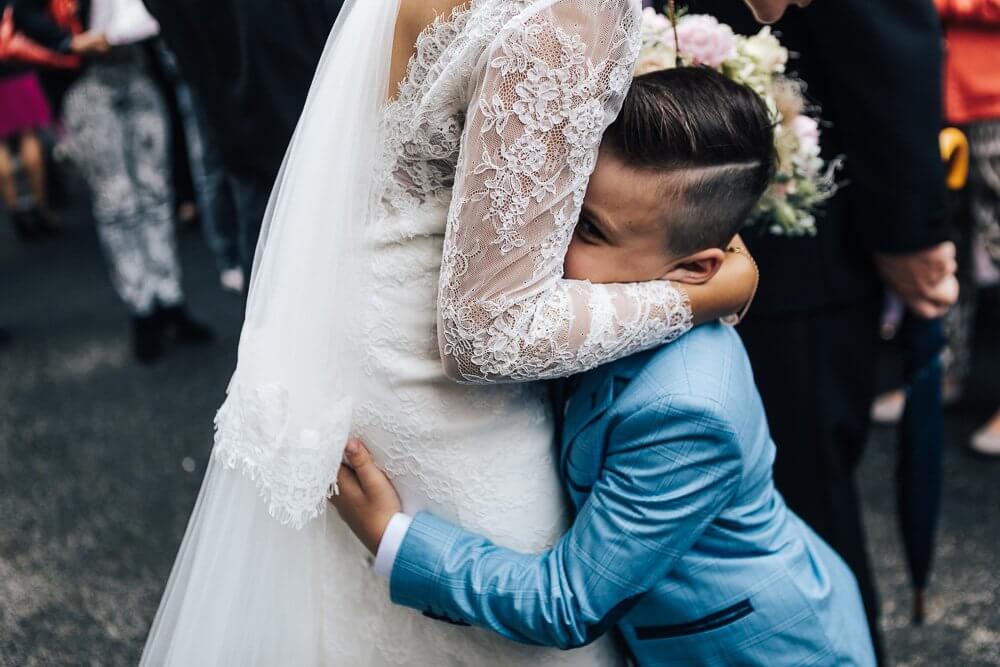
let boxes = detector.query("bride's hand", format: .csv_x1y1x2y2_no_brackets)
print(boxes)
684,235,759,325
330,439,402,555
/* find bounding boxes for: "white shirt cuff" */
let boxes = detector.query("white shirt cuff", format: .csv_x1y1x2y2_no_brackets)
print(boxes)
374,513,413,579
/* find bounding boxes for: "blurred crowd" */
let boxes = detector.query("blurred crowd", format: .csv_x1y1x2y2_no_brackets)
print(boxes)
1,0,344,361
1,0,998,664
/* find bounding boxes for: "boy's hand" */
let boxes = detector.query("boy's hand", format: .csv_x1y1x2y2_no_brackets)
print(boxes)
330,439,402,555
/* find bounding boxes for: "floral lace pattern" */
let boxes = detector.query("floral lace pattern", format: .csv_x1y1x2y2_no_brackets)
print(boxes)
433,0,694,384
213,384,353,528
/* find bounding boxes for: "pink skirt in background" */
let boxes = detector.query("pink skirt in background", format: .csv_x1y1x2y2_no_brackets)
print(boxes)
0,72,53,140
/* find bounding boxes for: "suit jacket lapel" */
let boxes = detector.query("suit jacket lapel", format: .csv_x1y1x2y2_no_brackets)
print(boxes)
559,368,616,487
562,371,615,445
559,352,655,490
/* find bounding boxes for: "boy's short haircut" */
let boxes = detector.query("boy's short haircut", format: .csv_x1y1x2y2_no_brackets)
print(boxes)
605,67,776,257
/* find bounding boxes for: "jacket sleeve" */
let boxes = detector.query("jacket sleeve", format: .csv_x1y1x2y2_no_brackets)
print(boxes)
388,396,742,649
935,0,1000,24
800,0,949,255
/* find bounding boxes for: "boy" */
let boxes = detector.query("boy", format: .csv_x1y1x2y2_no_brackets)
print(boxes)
332,67,876,666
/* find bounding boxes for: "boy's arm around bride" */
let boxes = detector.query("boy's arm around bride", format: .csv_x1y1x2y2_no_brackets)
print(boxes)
333,324,876,666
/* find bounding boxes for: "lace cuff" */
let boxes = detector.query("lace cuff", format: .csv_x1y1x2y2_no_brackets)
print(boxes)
213,384,353,528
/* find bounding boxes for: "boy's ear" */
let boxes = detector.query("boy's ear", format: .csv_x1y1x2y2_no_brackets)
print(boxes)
661,248,726,285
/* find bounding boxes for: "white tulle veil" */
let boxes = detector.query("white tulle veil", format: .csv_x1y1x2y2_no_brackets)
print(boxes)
216,0,403,529
141,0,400,662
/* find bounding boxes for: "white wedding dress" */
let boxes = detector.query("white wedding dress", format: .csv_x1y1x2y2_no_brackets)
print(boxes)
142,1,693,665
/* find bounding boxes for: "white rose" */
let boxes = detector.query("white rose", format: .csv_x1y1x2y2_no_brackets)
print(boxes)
641,7,673,36
740,27,788,74
635,48,677,76
791,115,821,156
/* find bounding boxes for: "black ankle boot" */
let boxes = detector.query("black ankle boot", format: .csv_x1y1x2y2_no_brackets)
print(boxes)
10,210,41,241
133,314,164,364
33,209,62,237
158,304,214,345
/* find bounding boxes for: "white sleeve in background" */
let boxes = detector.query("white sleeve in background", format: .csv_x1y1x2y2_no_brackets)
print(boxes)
373,513,414,579
101,0,160,46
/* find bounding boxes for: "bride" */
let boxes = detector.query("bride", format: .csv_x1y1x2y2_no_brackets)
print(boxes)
141,0,805,664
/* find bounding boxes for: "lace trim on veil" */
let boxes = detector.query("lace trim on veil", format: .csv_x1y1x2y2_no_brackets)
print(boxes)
213,385,353,528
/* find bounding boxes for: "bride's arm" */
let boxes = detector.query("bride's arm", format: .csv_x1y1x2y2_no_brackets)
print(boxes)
438,0,752,384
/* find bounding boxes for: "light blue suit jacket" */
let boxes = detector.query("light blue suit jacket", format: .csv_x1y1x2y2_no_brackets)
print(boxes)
390,324,876,666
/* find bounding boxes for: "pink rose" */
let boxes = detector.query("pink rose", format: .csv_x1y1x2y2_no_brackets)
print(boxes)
675,15,737,69
791,115,821,154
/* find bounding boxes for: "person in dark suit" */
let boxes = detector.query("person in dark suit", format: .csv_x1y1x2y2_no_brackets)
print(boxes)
140,0,345,279
680,0,958,661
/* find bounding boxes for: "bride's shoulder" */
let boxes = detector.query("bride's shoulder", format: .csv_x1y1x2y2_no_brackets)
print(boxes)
397,0,470,33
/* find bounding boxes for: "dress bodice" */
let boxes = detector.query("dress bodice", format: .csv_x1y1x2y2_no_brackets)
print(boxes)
373,0,694,388
377,2,510,220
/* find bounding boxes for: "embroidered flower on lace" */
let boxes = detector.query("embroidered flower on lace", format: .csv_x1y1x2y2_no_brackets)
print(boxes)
513,65,569,131
506,134,549,175
564,98,604,150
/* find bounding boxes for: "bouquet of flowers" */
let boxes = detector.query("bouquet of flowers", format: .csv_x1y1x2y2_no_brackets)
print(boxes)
638,7,840,236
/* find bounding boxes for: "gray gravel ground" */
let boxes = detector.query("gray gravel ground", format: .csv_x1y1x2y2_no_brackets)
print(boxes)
1,208,998,666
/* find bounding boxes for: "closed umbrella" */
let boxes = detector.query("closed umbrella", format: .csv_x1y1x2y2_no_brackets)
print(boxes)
894,128,968,624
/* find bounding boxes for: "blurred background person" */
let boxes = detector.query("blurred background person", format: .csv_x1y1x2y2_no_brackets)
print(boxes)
684,0,957,660
141,0,345,286
153,42,243,293
0,64,55,240
936,0,1000,456
14,0,213,364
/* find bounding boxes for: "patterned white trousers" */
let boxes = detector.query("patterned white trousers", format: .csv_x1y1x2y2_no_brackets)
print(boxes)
967,121,1000,263
943,120,1000,385
63,49,183,315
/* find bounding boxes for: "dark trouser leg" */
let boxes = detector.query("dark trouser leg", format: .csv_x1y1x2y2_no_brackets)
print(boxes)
942,142,979,396
738,301,885,662
227,172,272,284
177,83,240,273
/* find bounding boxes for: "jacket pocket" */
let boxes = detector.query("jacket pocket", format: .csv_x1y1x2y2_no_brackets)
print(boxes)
634,599,754,640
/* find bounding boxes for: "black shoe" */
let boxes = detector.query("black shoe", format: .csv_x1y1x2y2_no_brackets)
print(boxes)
158,304,214,345
133,314,164,364
33,209,63,237
0,327,11,348
10,211,41,241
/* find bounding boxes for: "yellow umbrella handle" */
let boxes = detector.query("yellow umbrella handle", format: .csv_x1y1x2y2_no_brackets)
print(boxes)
940,127,970,191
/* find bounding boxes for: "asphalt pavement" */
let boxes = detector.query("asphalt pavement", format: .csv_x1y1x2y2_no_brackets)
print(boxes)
1,207,998,666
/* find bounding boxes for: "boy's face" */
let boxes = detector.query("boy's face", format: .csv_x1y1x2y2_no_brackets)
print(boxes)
564,148,678,285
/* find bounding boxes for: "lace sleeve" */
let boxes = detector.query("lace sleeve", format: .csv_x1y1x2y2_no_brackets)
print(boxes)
437,0,693,384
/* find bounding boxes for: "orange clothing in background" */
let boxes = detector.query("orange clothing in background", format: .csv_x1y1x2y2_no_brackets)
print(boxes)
936,0,1000,124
